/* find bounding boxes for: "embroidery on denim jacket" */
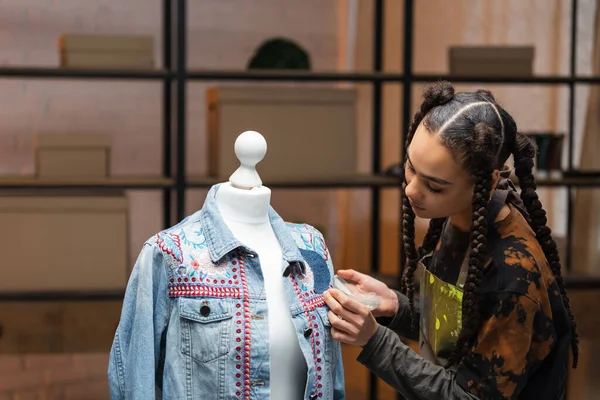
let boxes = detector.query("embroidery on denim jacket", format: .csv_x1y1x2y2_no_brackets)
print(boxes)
291,277,327,398
234,254,252,398
167,246,242,298
286,223,330,261
156,232,184,265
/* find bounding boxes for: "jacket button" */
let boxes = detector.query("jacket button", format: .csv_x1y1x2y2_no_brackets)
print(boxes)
304,328,313,338
282,265,291,277
200,305,211,317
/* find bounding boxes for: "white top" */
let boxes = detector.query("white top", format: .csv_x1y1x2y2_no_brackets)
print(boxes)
215,183,307,399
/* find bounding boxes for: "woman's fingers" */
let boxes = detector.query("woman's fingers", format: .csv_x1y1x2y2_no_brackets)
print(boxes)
323,290,360,325
330,326,356,345
327,288,370,317
336,269,363,282
327,310,360,336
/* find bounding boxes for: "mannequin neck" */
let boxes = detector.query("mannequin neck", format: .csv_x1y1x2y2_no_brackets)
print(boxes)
215,182,271,224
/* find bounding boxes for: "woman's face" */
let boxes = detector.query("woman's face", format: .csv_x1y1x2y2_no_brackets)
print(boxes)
404,123,475,221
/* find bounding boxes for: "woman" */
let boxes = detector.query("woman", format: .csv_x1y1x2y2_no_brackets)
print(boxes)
324,81,577,399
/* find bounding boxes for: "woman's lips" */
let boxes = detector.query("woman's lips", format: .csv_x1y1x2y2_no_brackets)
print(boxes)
410,201,426,211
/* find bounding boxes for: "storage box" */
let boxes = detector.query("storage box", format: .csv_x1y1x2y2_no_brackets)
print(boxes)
35,133,111,179
0,302,123,353
449,46,534,76
207,85,358,181
0,193,129,292
59,34,154,69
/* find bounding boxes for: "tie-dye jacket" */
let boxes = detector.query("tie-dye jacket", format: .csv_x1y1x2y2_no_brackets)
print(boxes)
358,188,572,400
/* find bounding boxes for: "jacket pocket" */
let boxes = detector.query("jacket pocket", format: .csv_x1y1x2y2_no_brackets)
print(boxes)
179,297,233,363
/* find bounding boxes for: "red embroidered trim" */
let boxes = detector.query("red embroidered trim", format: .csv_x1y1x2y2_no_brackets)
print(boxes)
291,278,323,398
318,235,330,261
239,257,252,399
305,295,325,311
167,285,242,298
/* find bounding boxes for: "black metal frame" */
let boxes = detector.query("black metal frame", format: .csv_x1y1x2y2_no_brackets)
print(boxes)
0,0,598,398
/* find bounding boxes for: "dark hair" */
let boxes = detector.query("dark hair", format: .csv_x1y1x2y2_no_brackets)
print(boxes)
401,81,579,368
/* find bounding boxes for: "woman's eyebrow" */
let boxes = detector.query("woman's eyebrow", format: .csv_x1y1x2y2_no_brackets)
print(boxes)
406,154,453,185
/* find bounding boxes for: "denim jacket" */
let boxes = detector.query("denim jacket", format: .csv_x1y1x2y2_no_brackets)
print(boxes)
108,184,345,400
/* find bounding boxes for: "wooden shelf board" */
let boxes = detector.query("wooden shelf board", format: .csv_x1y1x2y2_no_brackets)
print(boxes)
186,174,402,188
0,176,173,189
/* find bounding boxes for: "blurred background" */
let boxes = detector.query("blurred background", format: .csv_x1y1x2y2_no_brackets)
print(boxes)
0,0,599,399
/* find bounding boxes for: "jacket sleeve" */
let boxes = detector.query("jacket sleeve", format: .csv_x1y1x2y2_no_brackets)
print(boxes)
357,326,479,400
358,290,545,399
376,290,420,341
108,241,171,400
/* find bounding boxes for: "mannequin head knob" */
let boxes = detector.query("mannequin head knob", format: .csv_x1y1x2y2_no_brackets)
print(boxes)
229,130,267,189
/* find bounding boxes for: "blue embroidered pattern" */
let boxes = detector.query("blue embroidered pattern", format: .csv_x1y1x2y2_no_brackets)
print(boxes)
179,228,207,250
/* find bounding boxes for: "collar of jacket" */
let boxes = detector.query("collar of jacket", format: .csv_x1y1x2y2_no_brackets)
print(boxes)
196,183,307,274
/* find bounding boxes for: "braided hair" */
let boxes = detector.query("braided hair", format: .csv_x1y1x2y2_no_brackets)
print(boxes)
400,84,454,320
401,81,579,367
509,116,580,368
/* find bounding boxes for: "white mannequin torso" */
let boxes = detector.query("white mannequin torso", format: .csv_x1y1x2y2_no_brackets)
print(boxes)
215,182,307,400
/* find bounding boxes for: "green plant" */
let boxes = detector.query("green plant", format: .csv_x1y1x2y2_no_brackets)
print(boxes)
247,37,311,70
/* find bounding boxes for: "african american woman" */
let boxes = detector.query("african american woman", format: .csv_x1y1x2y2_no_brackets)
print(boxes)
324,81,577,400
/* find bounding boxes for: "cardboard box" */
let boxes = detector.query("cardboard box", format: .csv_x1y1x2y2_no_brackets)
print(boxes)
0,301,122,353
59,34,154,69
449,46,534,76
35,133,111,179
0,193,129,292
207,85,358,181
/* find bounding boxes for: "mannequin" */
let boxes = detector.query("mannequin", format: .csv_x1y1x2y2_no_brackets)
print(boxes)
215,131,307,400
109,128,344,399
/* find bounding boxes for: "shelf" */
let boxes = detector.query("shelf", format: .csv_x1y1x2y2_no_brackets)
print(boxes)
176,69,600,85
0,66,171,80
534,176,600,187
0,174,596,191
0,290,125,302
186,174,402,189
412,74,600,85
1,67,600,85
186,69,407,82
0,176,173,190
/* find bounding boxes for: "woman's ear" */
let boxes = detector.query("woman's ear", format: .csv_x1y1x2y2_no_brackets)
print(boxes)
490,169,500,195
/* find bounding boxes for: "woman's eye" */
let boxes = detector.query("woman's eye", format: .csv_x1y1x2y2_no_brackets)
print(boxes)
426,185,443,194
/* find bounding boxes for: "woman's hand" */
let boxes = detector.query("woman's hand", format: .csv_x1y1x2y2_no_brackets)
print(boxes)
335,269,399,318
324,288,378,347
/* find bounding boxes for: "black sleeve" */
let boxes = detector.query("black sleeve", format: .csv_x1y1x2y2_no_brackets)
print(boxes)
375,290,420,341
357,325,479,400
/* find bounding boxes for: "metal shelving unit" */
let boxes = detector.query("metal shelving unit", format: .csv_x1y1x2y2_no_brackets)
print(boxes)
0,1,598,399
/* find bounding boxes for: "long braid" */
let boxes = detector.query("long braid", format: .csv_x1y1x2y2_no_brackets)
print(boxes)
401,194,419,327
401,82,455,325
449,128,495,365
513,132,580,368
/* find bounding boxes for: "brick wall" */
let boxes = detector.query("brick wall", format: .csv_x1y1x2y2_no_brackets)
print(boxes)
0,354,109,399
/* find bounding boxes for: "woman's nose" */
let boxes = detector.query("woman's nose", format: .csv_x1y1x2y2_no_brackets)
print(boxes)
404,179,422,203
